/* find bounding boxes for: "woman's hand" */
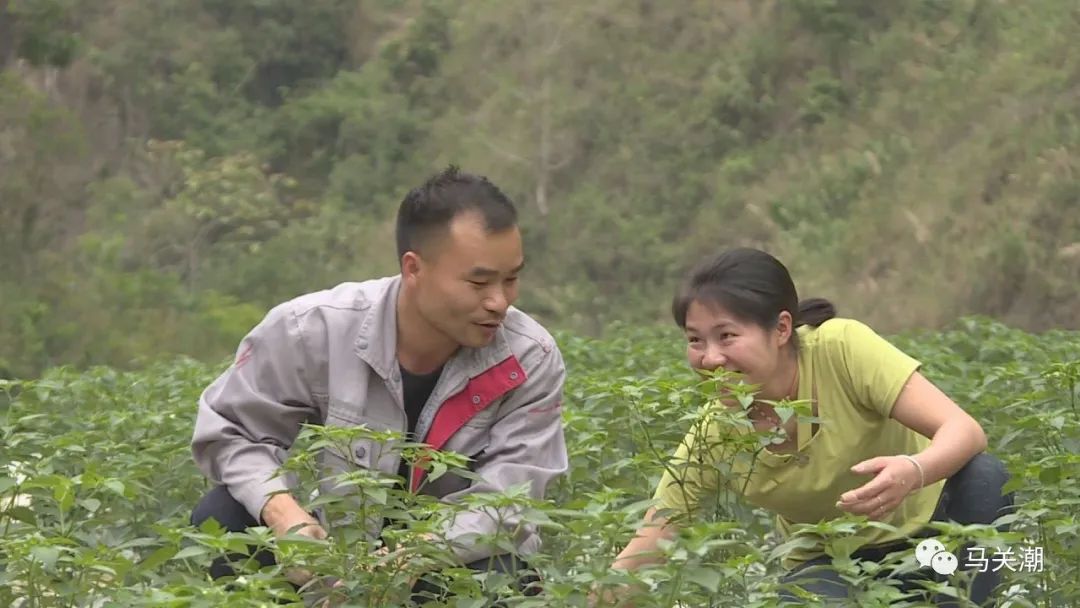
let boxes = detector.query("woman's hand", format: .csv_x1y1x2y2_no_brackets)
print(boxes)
592,508,677,607
835,455,922,521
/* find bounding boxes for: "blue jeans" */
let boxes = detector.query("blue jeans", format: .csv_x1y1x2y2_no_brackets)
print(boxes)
778,452,1015,606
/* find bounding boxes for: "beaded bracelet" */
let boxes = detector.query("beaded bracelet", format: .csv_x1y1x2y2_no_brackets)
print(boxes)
898,454,925,489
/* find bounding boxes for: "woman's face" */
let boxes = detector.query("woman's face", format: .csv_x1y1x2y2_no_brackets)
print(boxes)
683,299,792,391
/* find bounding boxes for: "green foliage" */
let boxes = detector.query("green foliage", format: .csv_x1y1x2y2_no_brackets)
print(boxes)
1,318,1077,606
0,72,86,272
199,0,354,105
2,0,1080,377
5,0,81,67
270,67,432,201
798,68,851,126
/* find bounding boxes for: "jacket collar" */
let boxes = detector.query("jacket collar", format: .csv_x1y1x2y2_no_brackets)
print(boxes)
353,275,514,381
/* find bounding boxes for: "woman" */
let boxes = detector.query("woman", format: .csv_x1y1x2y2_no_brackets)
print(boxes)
607,248,1014,605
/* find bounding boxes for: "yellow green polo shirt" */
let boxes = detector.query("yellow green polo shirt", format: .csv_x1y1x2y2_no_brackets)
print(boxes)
652,318,946,569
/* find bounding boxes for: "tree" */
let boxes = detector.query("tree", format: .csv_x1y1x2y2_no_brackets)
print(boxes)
129,141,315,293
0,73,87,278
1,0,81,69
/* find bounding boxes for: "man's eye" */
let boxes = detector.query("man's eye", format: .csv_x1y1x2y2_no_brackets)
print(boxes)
468,280,488,287
505,276,519,284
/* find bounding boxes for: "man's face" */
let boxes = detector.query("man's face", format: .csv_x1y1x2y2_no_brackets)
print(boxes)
409,212,524,349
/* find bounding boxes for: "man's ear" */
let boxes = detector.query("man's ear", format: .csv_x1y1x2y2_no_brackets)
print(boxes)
776,310,794,346
401,251,422,284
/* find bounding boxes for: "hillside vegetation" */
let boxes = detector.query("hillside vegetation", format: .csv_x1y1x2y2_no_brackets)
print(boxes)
2,0,1080,377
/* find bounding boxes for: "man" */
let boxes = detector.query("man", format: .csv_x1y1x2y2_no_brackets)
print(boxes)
189,166,568,601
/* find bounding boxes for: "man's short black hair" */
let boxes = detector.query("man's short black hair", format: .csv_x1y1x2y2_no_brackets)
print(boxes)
395,165,518,262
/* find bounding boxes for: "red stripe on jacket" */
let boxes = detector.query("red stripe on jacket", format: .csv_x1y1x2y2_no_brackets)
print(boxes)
411,356,527,491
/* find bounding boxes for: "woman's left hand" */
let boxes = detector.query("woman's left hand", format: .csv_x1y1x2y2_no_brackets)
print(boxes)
835,456,921,521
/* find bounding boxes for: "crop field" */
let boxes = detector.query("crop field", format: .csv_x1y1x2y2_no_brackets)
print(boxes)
1,318,1077,607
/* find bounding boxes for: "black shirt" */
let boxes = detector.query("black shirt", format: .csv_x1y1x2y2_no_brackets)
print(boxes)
397,363,443,483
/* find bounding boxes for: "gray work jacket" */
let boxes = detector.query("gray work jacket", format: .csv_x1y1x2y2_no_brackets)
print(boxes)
190,276,568,563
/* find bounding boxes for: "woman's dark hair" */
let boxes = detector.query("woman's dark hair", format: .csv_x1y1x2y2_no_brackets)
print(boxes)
672,247,836,348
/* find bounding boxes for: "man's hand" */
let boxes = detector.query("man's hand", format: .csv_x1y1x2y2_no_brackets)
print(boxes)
313,534,440,606
260,493,328,586
262,493,327,539
588,583,643,607
311,578,349,608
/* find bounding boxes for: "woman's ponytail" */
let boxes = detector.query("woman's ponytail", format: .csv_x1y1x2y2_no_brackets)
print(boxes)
797,297,836,327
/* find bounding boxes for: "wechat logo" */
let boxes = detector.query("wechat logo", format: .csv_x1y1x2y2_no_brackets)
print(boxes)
915,539,959,575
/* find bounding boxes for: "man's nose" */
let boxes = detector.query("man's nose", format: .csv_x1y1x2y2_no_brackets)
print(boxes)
483,288,509,315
